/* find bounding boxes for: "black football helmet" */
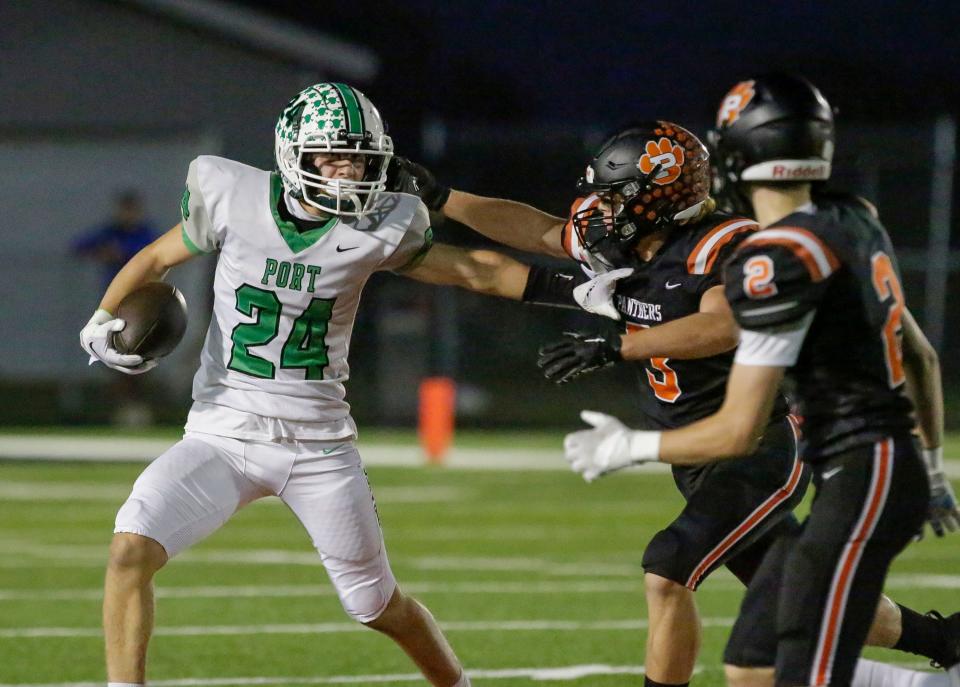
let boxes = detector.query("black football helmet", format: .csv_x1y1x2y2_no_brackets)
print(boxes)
573,121,710,268
707,73,834,214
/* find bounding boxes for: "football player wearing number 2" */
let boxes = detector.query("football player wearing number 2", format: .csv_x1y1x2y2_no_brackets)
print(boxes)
390,116,957,687
79,83,544,687
565,75,960,687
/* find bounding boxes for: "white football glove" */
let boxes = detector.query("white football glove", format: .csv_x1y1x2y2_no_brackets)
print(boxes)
563,410,661,482
79,309,158,375
573,268,634,321
921,447,960,538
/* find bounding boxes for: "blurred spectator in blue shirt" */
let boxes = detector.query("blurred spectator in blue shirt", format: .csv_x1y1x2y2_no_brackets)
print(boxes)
72,190,159,426
72,190,158,290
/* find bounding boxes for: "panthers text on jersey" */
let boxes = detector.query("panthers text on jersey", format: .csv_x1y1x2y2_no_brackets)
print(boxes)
179,155,432,441
561,195,788,429
724,195,915,460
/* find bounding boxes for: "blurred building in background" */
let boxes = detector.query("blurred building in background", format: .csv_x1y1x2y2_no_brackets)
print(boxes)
1,0,957,429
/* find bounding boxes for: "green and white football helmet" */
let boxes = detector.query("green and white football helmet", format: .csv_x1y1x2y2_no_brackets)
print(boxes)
274,82,393,217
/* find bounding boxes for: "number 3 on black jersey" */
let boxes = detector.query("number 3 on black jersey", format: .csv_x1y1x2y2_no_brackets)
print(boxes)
627,322,682,403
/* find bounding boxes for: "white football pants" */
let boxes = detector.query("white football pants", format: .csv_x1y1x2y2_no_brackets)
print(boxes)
114,431,396,622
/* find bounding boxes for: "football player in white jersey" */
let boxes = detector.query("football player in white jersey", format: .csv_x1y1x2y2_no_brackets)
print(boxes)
79,83,537,687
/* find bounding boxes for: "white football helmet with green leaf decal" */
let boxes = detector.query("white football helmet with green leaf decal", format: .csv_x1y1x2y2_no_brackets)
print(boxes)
274,82,393,218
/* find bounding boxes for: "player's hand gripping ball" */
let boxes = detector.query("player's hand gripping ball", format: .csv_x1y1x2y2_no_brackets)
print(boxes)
111,282,188,360
79,282,187,375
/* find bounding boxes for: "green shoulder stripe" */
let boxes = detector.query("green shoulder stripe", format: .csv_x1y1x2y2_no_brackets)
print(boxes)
395,227,434,273
181,225,208,255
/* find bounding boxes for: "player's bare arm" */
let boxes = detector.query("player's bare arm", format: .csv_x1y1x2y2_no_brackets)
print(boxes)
900,307,943,450
98,224,195,314
401,242,531,299
619,285,738,361
657,363,784,463
80,224,195,375
386,156,566,257
563,363,784,481
442,190,567,258
539,283,741,384
901,307,959,535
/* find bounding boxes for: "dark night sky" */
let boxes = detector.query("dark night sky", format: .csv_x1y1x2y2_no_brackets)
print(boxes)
251,0,960,132
413,0,958,123
240,0,960,249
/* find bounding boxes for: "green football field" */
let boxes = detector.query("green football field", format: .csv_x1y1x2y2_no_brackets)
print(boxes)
0,430,958,686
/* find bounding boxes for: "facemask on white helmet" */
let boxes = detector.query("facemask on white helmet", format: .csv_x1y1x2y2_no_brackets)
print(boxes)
274,82,393,218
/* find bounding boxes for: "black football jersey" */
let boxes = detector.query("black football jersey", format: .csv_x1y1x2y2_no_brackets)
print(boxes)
724,195,915,460
562,197,789,429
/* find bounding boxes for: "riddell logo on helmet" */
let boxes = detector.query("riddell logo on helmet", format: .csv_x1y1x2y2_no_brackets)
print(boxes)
638,138,684,185
772,165,823,179
717,80,755,127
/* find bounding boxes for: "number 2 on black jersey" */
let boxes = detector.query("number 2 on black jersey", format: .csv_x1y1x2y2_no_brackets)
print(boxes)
870,252,905,388
742,255,778,299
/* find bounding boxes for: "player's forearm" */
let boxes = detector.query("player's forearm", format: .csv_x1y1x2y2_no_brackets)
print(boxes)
98,248,169,314
902,325,944,450
658,411,764,465
443,190,566,257
458,250,530,299
619,312,739,361
97,226,191,313
658,364,783,465
906,369,944,451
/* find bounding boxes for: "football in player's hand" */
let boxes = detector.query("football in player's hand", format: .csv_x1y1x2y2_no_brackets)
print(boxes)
111,282,188,359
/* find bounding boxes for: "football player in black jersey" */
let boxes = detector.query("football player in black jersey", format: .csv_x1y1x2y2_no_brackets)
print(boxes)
388,119,957,687
563,75,959,687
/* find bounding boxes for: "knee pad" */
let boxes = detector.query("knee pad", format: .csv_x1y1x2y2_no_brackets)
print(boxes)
324,549,397,623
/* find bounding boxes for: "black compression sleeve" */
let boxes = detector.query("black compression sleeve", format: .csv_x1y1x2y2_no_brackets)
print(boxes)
521,264,581,309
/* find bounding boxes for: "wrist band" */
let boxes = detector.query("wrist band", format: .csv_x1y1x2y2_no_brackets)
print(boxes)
627,430,662,462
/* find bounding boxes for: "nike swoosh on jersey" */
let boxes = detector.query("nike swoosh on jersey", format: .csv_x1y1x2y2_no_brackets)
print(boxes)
336,245,359,252
665,281,682,289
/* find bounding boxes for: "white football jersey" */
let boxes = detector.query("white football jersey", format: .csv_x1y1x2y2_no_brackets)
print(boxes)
179,156,432,440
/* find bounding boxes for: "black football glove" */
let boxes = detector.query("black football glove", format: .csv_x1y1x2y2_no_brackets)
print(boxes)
386,156,451,211
537,331,623,384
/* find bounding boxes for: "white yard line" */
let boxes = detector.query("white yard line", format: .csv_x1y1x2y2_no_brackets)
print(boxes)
0,435,653,472
0,542,641,576
0,580,643,602
1,617,749,639
5,434,960,478
0,436,181,462
0,663,650,687
0,536,956,584
1,661,940,687
0,481,467,504
0,573,954,604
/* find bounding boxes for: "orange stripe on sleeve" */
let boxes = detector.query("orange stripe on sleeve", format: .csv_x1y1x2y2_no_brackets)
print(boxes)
686,219,758,274
743,227,840,283
747,238,827,281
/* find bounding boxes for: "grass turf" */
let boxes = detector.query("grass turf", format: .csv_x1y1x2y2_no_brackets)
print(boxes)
0,433,958,686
